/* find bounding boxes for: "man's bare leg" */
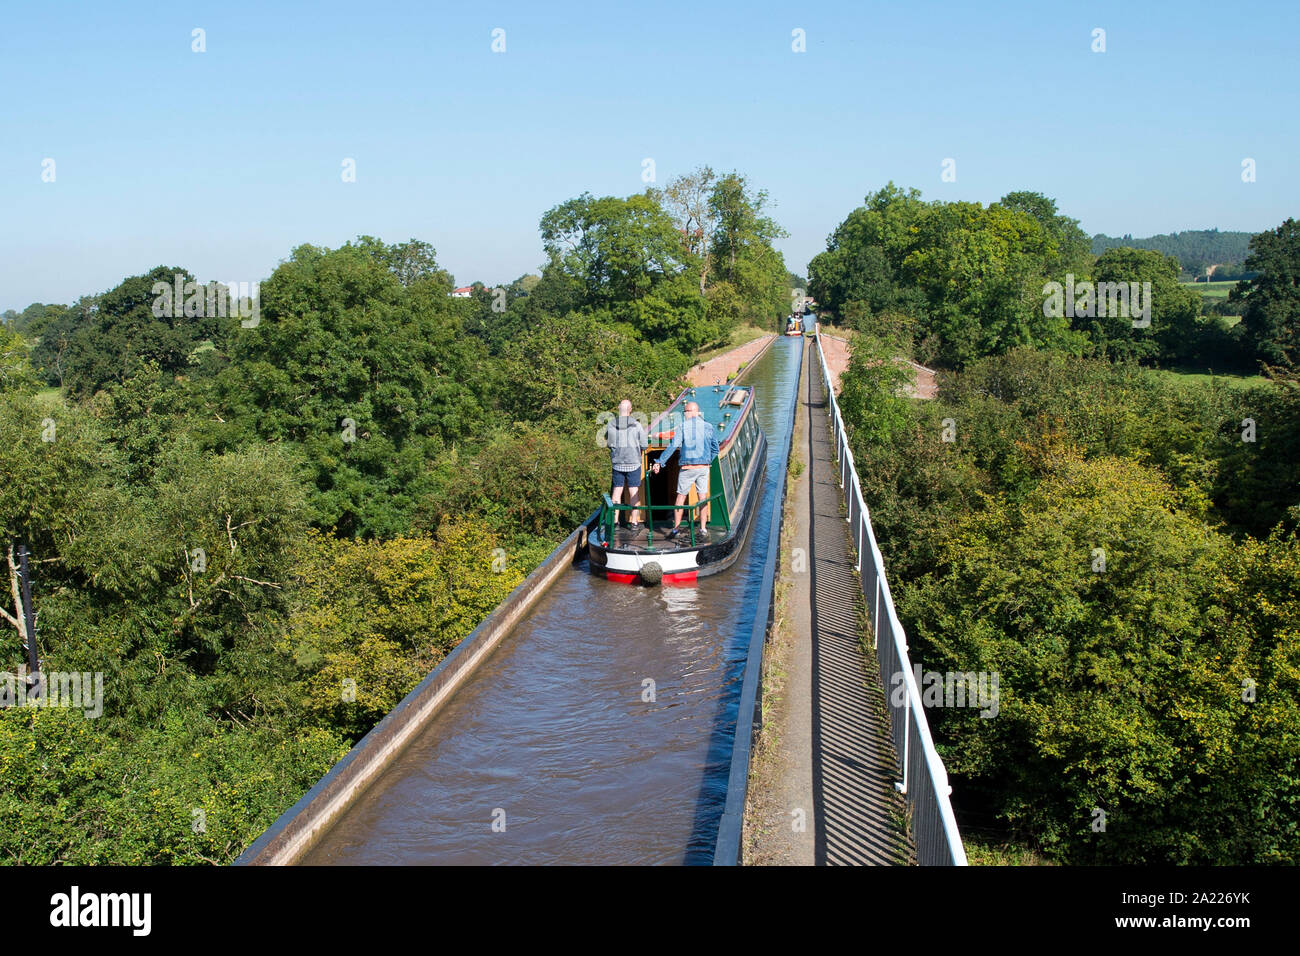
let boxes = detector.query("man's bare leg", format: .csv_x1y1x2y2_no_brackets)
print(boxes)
672,493,686,529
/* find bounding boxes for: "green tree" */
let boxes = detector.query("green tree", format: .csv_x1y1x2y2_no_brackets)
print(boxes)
810,185,1089,365
838,336,913,448
55,267,224,397
1,322,39,394
209,238,491,537
1213,378,1300,535
539,192,691,314
1084,248,1198,363
28,298,92,387
808,183,929,319
996,191,1091,276
707,172,790,326
1233,218,1300,372
1203,531,1300,862
357,236,454,290
655,166,717,295
0,707,346,864
151,440,309,671
4,303,67,338
903,200,1063,366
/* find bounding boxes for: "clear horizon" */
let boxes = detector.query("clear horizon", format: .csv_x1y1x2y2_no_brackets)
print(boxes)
3,0,1296,310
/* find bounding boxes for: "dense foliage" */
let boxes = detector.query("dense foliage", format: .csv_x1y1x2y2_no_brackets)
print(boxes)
812,188,1294,378
840,336,1300,864
1233,218,1300,373
809,185,1092,367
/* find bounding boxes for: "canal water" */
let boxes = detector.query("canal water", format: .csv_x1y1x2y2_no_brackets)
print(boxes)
302,336,804,864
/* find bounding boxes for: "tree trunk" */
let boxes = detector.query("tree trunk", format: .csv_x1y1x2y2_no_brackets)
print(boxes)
5,541,28,649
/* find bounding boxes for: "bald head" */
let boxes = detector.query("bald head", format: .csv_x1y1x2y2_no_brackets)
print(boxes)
618,399,632,416
684,401,700,416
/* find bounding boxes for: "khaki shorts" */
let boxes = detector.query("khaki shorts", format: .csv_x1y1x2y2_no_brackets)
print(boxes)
676,467,709,497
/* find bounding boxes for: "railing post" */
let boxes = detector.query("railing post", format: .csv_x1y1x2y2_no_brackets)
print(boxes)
855,511,863,573
873,578,881,650
17,542,40,679
897,693,911,796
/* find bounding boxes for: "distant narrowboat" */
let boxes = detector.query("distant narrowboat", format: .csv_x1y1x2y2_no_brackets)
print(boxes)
587,383,767,585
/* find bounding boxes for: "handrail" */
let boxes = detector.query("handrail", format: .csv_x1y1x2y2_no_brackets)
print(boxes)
812,332,968,866
599,486,729,549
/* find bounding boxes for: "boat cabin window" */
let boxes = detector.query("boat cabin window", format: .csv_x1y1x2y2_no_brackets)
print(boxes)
734,412,753,463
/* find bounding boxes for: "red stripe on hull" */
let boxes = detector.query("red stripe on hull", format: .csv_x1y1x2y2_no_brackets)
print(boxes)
604,572,638,584
662,571,698,585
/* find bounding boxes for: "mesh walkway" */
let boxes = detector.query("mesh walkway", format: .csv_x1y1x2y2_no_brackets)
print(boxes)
804,344,915,865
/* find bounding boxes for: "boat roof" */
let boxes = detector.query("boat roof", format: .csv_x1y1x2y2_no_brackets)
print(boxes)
649,384,753,448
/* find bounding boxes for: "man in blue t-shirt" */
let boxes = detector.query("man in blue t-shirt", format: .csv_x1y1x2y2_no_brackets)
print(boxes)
651,401,720,539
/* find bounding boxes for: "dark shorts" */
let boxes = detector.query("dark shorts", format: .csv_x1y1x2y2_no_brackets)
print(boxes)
611,467,641,489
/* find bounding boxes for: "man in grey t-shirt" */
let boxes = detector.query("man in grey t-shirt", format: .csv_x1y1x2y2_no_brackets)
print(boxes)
607,399,648,530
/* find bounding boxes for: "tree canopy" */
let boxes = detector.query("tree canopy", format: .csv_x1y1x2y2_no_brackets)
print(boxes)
811,185,1283,373
1233,218,1300,372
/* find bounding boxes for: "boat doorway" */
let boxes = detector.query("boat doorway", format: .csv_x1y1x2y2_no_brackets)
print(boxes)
644,448,683,529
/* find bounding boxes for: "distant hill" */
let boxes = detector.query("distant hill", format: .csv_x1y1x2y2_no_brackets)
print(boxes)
1090,229,1256,279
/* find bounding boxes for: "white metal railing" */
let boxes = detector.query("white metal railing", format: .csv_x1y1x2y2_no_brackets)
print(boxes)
814,332,968,866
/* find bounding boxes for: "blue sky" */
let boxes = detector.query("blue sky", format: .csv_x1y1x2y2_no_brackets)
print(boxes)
2,0,1296,309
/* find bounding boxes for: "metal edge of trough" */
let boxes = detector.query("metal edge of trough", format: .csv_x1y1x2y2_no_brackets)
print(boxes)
713,335,805,865
233,510,599,866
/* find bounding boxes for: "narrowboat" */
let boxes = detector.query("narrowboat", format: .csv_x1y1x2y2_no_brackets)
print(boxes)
586,383,767,585
784,314,803,336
